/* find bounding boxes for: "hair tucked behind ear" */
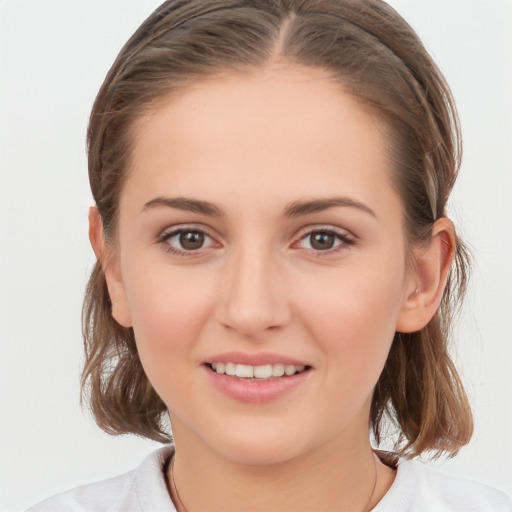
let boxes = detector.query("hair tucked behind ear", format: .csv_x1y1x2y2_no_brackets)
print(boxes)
82,0,472,454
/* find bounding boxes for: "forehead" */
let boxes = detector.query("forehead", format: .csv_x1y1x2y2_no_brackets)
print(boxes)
124,66,398,217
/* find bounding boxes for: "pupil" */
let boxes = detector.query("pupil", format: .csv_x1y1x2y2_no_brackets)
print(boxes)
180,231,204,250
311,232,334,250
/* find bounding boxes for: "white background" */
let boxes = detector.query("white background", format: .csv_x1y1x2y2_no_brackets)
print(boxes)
0,1,511,510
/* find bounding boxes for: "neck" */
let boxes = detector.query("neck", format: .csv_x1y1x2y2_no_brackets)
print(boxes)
167,425,394,512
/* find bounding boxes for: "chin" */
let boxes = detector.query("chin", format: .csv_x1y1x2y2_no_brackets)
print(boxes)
214,439,303,467
194,418,321,467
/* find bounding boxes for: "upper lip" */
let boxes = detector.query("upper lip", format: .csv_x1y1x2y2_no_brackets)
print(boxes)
203,351,310,367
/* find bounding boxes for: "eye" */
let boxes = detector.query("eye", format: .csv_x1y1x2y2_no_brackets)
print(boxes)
160,227,217,254
296,229,352,252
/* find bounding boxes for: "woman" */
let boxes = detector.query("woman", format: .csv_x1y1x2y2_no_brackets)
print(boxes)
27,0,512,510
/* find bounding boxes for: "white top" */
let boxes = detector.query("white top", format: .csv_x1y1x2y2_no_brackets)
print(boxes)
27,446,512,512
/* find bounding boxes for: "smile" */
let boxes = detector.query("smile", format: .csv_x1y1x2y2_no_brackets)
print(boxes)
208,362,308,380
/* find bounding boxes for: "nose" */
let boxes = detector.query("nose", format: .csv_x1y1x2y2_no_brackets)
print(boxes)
214,244,291,338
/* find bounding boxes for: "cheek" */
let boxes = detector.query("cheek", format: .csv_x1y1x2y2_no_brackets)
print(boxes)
122,264,216,361
122,268,220,408
296,255,406,368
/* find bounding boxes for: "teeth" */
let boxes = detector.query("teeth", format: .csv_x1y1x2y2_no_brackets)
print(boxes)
236,364,254,378
284,365,296,376
253,364,272,379
273,363,285,377
210,362,307,379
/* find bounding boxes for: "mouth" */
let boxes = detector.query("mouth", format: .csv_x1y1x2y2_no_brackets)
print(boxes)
206,362,311,381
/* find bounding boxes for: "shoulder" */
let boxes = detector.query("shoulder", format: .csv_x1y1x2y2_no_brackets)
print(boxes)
374,457,512,512
26,446,176,512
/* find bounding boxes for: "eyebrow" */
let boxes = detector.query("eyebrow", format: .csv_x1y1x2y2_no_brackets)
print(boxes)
141,196,224,216
285,197,376,218
140,195,376,218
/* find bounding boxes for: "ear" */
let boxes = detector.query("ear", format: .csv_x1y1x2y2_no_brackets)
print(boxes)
396,217,455,333
88,206,133,328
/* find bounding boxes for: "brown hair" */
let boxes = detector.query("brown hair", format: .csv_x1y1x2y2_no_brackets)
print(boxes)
82,0,473,455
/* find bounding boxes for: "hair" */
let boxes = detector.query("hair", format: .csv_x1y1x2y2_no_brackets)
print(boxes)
82,0,473,456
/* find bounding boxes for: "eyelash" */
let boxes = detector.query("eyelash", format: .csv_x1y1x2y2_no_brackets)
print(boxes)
158,226,217,256
157,225,354,257
294,227,354,255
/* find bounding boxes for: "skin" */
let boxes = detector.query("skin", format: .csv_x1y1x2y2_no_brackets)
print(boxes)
90,65,455,511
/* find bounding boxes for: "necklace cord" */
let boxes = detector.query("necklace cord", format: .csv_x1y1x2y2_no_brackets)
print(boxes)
364,452,379,512
170,458,188,512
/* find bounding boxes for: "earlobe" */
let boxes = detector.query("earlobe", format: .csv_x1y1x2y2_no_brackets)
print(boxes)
88,206,133,328
396,218,456,333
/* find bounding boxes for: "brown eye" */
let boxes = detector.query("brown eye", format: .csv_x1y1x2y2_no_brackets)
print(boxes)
179,231,205,250
163,228,215,254
297,229,350,252
310,232,336,250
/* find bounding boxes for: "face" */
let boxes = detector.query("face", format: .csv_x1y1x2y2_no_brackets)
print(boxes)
106,66,419,465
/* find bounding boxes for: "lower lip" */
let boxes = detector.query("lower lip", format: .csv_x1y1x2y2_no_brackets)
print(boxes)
203,366,311,403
